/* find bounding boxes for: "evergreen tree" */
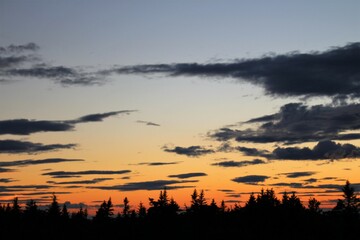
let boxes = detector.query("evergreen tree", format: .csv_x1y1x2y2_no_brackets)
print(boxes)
122,197,130,218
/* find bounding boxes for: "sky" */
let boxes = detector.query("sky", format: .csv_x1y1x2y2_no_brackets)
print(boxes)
0,0,360,215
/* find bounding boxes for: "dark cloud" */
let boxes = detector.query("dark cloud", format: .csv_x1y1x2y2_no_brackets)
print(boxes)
0,167,15,173
231,175,269,184
0,185,51,193
0,178,15,183
272,140,360,160
226,193,241,198
136,120,160,126
236,146,270,156
4,65,103,86
0,119,73,135
0,110,135,135
210,103,360,144
49,178,113,185
71,110,136,123
0,140,77,154
43,170,131,177
217,189,235,193
167,172,207,179
112,42,360,98
0,158,84,167
135,161,181,166
89,179,197,191
217,142,270,156
304,178,318,183
21,191,72,196
0,43,104,85
0,43,39,69
163,145,215,157
0,43,39,54
212,159,267,168
279,171,317,178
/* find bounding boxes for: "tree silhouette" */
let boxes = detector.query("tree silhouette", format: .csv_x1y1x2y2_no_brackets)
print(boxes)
95,197,114,222
122,197,130,218
308,197,321,214
48,194,61,221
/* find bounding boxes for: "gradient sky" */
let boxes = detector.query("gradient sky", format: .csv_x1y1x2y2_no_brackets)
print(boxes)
1,0,360,215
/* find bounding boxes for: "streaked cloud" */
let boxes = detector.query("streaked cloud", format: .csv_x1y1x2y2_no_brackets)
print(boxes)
43,170,131,178
136,120,160,127
49,178,113,185
163,145,214,157
111,42,360,99
89,179,197,191
135,161,181,166
0,158,84,167
0,140,76,154
231,175,269,184
167,172,207,179
212,159,267,168
0,110,136,135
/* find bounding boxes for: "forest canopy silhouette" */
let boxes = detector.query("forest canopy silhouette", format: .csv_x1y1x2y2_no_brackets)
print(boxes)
0,180,358,240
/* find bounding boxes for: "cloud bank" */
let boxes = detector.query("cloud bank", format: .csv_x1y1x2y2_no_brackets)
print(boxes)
112,42,360,99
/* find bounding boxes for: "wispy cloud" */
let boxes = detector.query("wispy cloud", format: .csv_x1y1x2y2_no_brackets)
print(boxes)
0,110,136,135
279,171,317,178
0,140,76,154
111,42,360,99
163,145,215,157
0,158,84,167
70,110,136,124
231,175,270,184
135,161,181,166
43,170,131,178
167,172,207,179
136,120,160,127
89,179,197,191
212,159,267,168
49,178,113,185
0,178,15,183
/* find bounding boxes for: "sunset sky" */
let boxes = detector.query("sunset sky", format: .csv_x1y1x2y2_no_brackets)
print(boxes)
1,0,360,215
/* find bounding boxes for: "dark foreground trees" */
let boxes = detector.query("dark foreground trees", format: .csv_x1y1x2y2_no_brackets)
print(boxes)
0,181,358,240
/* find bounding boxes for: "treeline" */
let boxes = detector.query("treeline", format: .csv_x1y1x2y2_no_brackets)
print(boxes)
0,181,359,240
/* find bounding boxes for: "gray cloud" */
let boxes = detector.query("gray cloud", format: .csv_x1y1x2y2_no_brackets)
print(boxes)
0,158,84,167
0,167,15,173
112,42,360,98
0,43,39,54
167,172,207,179
231,175,269,184
210,103,360,145
0,119,74,135
135,161,181,166
136,120,160,126
212,159,267,168
0,43,104,85
43,170,131,178
0,178,15,183
0,140,77,154
163,145,215,157
0,110,136,135
89,179,197,191
49,178,113,185
272,140,360,160
70,110,136,123
279,171,317,178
